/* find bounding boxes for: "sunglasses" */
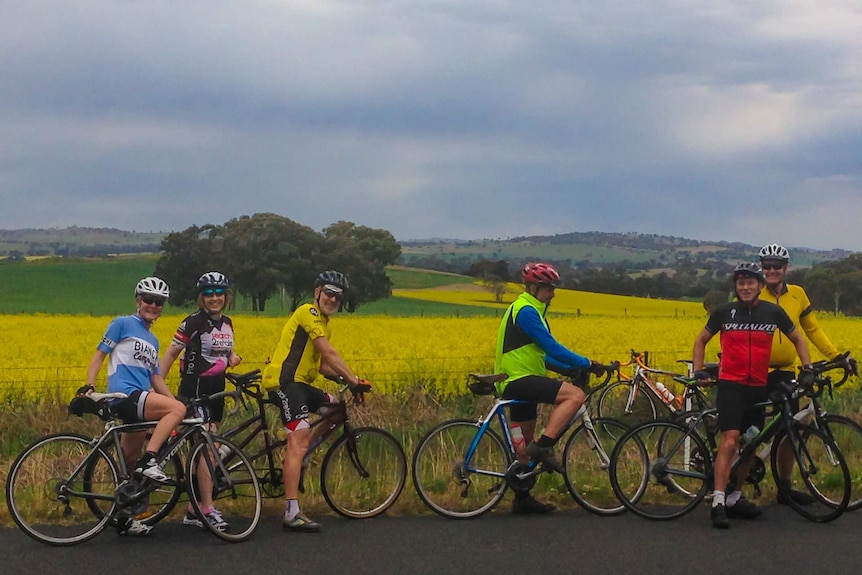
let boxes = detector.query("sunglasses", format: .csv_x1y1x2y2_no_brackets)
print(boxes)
323,288,343,300
202,287,226,296
761,263,786,271
140,295,166,307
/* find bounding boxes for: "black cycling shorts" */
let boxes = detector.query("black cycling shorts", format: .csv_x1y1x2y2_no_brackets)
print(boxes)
179,376,227,423
501,375,563,423
272,381,330,425
715,380,768,433
111,390,149,423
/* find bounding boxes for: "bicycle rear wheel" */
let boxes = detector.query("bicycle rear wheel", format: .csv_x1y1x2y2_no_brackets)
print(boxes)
320,427,407,519
817,415,862,512
563,417,628,516
597,380,658,429
412,419,511,519
187,435,262,542
610,421,709,520
6,433,119,546
771,422,850,523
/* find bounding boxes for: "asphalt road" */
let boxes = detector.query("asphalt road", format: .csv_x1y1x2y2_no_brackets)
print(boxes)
3,502,861,575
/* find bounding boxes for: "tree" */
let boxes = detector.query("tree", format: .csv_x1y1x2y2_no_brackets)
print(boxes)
321,221,401,311
702,289,729,314
155,224,221,306
469,259,510,303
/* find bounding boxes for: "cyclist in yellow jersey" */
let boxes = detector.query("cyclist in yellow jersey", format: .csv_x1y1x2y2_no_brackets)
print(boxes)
758,243,852,505
262,271,368,533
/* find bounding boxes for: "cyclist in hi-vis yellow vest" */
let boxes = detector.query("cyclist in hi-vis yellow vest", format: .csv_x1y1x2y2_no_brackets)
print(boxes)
495,262,602,514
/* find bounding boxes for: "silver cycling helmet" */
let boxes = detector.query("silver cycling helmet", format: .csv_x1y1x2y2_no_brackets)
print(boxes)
758,243,790,263
197,271,230,291
135,276,170,298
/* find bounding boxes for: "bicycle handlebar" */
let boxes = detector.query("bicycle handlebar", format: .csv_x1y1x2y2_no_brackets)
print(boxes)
807,351,857,388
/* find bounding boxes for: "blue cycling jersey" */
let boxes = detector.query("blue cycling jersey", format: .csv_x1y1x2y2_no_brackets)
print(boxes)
96,314,161,396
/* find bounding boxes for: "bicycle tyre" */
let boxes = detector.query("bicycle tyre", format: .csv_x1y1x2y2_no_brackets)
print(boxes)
562,417,629,516
82,435,183,526
610,420,709,520
187,435,262,542
320,427,407,519
412,419,511,519
818,415,862,511
771,422,850,523
597,380,658,429
6,433,120,546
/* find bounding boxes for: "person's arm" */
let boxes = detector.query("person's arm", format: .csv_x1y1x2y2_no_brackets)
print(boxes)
798,309,839,360
787,329,812,367
158,343,183,379
86,350,109,388
692,328,714,372
228,350,243,368
150,373,176,400
515,306,590,369
314,336,361,385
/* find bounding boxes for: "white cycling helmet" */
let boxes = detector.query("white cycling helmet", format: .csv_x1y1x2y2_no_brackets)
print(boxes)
135,276,170,298
197,271,229,291
758,243,790,262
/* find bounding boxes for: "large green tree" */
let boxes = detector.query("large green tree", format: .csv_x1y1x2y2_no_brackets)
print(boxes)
154,224,221,305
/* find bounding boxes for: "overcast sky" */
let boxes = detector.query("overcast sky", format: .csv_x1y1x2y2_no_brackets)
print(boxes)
2,1,861,251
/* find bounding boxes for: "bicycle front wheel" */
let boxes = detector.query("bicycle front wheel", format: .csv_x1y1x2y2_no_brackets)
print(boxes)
771,422,851,523
817,415,862,512
563,417,629,516
6,433,120,546
597,380,658,428
412,419,511,519
187,435,262,542
320,427,407,519
610,421,709,520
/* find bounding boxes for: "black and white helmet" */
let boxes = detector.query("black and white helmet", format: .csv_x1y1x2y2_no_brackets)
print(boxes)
135,276,170,298
314,270,349,292
197,271,230,291
732,262,765,284
758,243,790,262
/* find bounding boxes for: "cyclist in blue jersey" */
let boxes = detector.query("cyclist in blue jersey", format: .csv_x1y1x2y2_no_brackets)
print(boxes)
495,262,599,514
84,277,186,534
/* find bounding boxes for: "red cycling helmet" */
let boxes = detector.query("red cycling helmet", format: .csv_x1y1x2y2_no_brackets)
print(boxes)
522,262,562,287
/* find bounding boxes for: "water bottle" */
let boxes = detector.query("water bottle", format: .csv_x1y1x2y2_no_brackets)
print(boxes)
655,382,676,405
217,443,231,461
510,423,525,455
741,425,760,446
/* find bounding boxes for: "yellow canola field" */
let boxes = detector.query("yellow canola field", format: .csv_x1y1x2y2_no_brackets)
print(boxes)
394,282,705,318
3,310,861,402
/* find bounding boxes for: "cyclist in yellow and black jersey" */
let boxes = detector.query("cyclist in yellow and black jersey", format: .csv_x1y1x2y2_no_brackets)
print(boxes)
262,271,369,533
758,243,850,506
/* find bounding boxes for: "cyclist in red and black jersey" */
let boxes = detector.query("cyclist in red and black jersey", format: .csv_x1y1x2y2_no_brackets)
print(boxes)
692,262,812,529
160,271,242,532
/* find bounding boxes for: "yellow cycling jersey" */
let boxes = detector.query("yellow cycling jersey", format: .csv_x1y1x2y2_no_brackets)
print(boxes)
262,303,331,389
759,283,838,370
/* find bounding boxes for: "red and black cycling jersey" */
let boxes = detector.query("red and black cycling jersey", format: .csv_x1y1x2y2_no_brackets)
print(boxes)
704,300,796,387
171,310,235,384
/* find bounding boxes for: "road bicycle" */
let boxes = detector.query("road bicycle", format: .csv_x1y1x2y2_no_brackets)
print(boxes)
609,366,852,523
222,370,407,519
596,350,717,426
411,363,626,519
5,389,262,545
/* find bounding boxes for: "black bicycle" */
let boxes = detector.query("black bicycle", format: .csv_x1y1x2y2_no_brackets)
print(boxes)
223,370,407,519
5,390,262,545
609,368,852,523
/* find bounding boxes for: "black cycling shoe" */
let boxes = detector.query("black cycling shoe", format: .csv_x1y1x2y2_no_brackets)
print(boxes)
726,497,761,519
711,504,730,529
777,487,814,506
512,495,556,515
525,442,564,474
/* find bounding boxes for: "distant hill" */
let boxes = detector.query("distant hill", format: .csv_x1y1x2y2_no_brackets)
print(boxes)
399,232,853,269
0,226,165,258
1,226,854,268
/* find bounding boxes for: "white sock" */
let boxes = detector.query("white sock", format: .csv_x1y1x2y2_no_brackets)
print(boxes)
726,490,742,507
712,491,726,507
284,499,300,521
